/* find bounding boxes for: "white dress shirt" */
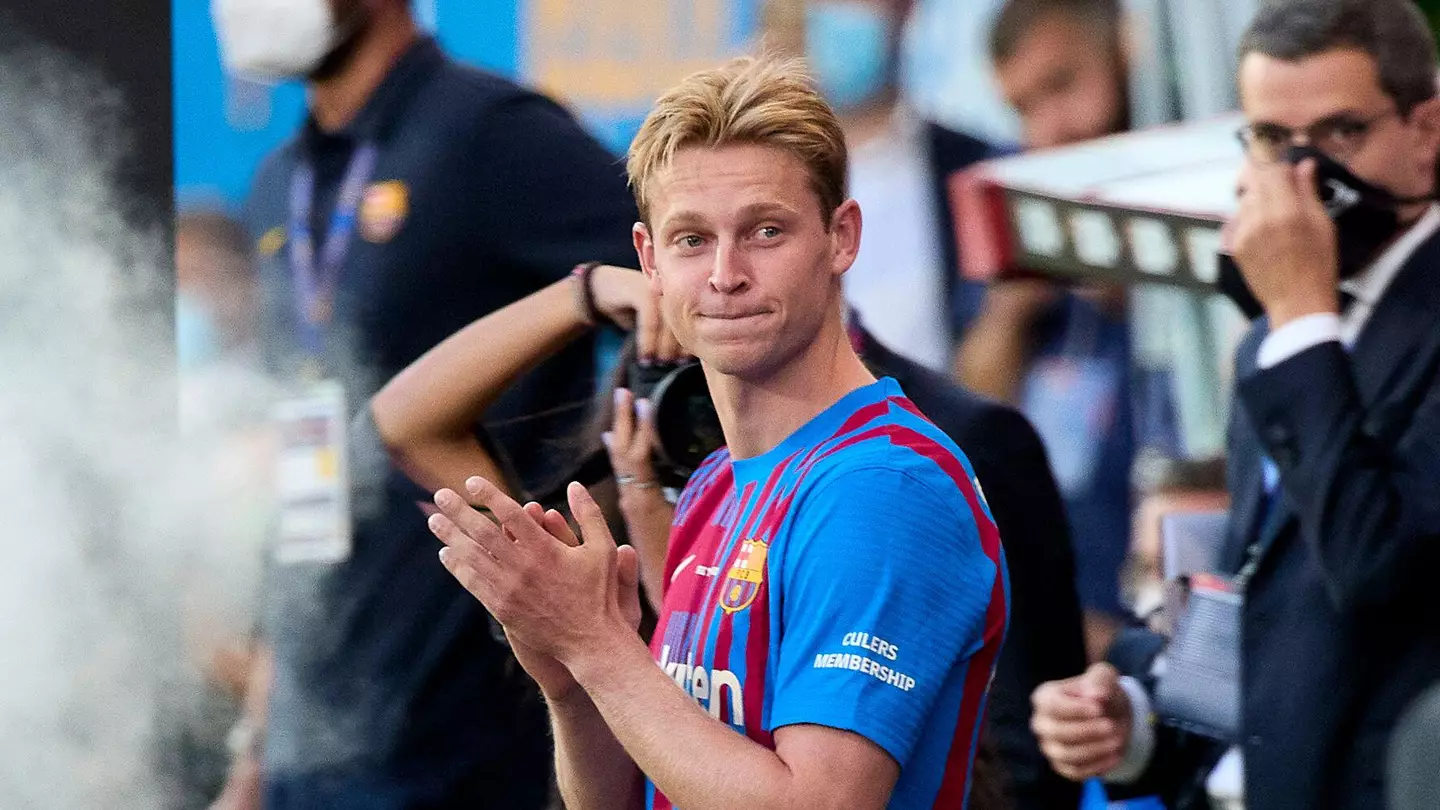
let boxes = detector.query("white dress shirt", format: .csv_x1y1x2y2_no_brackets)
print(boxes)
843,107,953,372
1105,204,1440,805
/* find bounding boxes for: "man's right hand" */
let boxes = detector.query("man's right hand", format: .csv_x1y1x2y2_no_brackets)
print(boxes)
1030,662,1133,781
500,501,643,704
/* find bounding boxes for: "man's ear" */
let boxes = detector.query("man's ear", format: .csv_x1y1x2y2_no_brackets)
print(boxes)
1410,96,1440,191
829,199,863,279
633,222,661,292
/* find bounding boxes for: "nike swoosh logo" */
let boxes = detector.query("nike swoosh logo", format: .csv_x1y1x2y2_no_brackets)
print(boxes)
671,554,698,584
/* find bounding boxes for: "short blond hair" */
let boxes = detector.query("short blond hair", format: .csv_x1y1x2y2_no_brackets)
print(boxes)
626,56,848,226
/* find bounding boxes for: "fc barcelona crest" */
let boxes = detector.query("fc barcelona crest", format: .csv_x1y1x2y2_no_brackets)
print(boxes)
720,538,768,614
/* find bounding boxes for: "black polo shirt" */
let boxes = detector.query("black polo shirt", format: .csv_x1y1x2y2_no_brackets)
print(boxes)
244,39,638,795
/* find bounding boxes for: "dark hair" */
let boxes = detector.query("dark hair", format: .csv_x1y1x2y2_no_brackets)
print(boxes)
988,0,1122,65
1239,0,1439,114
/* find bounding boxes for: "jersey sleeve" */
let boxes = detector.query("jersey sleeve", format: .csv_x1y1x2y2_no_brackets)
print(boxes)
768,464,998,766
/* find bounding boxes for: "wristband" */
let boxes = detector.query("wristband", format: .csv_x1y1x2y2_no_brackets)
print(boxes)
570,262,605,327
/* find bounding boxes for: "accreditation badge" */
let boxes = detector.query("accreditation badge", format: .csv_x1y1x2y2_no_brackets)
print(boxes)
272,379,352,565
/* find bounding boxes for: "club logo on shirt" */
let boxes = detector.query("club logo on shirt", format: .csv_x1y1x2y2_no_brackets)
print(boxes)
360,180,409,243
720,538,768,614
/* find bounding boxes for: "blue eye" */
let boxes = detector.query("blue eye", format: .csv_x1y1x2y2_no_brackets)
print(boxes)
680,235,704,249
758,226,781,239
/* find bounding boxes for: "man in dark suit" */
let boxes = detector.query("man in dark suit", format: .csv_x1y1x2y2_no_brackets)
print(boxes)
1029,1,1440,808
854,319,1088,810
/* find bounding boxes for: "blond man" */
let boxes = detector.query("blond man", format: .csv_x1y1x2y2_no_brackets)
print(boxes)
426,57,1009,809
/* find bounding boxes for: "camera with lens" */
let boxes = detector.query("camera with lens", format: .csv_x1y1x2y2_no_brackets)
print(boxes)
627,360,725,489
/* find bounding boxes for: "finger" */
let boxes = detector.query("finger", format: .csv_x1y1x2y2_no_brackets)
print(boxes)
630,398,658,457
615,544,643,628
568,481,618,552
616,544,640,590
1078,662,1120,701
1040,735,1126,772
637,294,662,366
611,387,636,451
428,510,494,561
1032,686,1105,722
431,490,511,560
1052,753,1120,782
543,508,581,547
438,544,499,604
463,476,549,546
1294,158,1325,214
1031,713,1123,747
1252,160,1289,211
651,303,682,364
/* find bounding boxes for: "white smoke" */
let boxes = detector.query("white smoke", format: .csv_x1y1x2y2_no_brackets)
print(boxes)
0,42,273,807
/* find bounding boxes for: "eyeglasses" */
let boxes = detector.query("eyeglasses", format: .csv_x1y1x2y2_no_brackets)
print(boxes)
1235,108,1399,163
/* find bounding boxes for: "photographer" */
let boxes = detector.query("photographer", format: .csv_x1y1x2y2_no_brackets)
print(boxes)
1029,1,1440,808
370,263,684,596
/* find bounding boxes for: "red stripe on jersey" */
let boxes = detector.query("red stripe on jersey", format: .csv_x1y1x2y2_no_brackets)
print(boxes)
663,464,735,590
743,573,775,749
652,790,674,810
822,417,1007,807
689,459,786,678
836,399,892,436
891,395,927,421
882,427,1006,810
713,595,736,675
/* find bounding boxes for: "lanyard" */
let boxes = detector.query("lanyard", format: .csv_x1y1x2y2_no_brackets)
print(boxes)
288,142,379,357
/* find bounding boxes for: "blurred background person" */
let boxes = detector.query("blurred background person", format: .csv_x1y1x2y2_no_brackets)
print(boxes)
160,209,271,810
766,0,1003,374
206,0,639,808
956,0,1136,663
177,209,265,432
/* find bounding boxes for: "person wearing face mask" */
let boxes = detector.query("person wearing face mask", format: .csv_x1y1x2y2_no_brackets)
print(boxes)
783,0,1001,374
1029,2,1440,808
206,1,639,809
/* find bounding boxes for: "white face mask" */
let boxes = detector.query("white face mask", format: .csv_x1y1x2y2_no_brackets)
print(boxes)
211,0,341,81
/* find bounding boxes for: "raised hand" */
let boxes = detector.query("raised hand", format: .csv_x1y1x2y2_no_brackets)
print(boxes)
589,265,687,365
428,477,640,695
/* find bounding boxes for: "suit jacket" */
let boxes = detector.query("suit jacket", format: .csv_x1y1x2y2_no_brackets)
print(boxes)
1139,228,1440,809
860,328,1088,810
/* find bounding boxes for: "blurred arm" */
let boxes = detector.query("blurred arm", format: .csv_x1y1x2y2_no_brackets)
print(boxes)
618,487,675,613
954,280,1057,402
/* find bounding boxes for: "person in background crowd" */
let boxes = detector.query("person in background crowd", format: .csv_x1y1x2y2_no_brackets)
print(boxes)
206,0,639,807
1031,1,1440,807
177,210,266,433
765,0,1003,373
427,56,1008,810
957,0,1135,663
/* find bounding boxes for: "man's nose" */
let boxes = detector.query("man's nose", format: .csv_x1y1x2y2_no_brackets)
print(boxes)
709,242,750,294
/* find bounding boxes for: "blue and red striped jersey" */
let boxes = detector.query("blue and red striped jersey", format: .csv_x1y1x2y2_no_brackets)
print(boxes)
647,377,1009,809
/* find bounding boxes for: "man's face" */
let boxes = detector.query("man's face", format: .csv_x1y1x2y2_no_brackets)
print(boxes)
1238,48,1440,202
995,11,1128,149
633,144,860,381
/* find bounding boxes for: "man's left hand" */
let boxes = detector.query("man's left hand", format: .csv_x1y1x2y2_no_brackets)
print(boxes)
1232,158,1340,327
428,478,641,674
